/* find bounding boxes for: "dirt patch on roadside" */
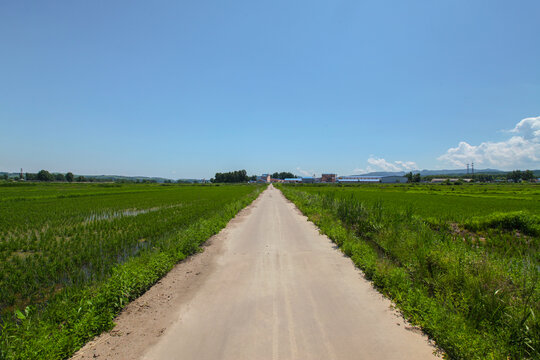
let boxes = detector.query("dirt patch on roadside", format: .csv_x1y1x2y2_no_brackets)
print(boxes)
449,223,487,244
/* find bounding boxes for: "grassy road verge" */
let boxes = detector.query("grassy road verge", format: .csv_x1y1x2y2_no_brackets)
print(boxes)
277,184,538,359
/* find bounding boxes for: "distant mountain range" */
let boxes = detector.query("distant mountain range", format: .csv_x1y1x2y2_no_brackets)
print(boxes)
0,172,203,183
75,175,206,183
355,169,540,177
3,168,539,182
83,175,211,183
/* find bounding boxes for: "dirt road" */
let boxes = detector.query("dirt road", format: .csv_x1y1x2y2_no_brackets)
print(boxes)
74,185,438,360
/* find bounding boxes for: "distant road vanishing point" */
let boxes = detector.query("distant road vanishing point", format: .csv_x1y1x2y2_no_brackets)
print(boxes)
74,185,438,360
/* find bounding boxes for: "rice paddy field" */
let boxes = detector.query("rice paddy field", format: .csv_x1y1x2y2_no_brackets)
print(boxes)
278,183,539,359
0,182,265,359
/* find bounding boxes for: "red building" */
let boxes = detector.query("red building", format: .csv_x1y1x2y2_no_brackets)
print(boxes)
321,173,336,183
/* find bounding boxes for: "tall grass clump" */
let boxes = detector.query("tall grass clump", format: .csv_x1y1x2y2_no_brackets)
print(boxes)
464,211,540,236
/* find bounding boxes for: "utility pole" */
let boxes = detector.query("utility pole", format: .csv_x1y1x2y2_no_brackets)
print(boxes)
20,168,23,180
471,162,475,178
466,163,469,175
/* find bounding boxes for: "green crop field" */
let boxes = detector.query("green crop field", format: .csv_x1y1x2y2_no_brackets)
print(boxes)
0,182,265,359
277,183,539,360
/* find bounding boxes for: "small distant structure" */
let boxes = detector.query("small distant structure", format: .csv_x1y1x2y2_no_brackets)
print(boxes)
302,177,315,184
431,178,460,183
283,178,302,183
19,168,25,181
338,176,380,183
321,174,337,183
257,174,271,183
337,175,407,184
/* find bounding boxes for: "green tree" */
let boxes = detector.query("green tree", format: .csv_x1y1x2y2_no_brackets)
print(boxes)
476,174,493,182
37,170,54,182
405,172,413,182
212,170,249,183
66,172,74,182
55,173,66,182
522,170,535,181
76,176,86,182
507,170,522,183
406,172,421,183
272,172,295,180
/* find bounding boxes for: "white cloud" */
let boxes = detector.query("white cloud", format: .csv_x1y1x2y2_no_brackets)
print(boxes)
367,157,418,171
509,116,540,140
354,157,418,174
296,167,314,177
367,157,402,171
394,160,418,170
438,116,540,169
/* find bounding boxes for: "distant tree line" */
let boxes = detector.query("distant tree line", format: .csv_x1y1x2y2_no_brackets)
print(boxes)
408,169,537,183
18,172,187,184
271,172,296,179
22,170,76,182
2,168,536,184
506,170,535,182
211,170,250,183
473,174,494,182
471,172,533,183
121,178,158,184
21,170,94,182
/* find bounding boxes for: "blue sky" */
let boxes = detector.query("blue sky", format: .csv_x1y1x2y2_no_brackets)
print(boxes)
1,1,539,178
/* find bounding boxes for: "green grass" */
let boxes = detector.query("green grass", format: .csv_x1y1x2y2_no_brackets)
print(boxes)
464,211,540,236
277,183,539,359
0,183,265,359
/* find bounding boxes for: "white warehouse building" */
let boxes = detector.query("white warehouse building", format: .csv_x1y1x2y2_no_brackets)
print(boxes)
337,176,407,184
